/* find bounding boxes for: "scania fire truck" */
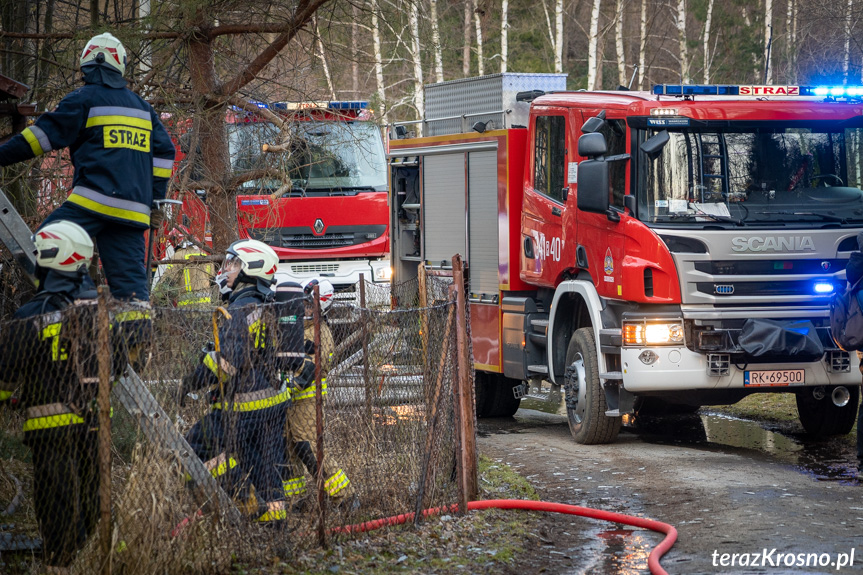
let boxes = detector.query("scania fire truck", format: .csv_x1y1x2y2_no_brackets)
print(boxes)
170,101,390,305
390,74,863,444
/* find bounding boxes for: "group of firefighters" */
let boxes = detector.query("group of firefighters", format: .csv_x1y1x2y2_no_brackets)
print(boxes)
0,33,352,572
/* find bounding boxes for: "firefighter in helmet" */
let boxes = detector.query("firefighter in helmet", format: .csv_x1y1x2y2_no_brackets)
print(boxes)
281,277,355,509
153,236,213,307
0,32,175,302
179,239,290,522
0,221,104,571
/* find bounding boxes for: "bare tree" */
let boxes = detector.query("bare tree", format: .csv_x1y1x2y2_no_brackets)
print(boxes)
764,0,773,83
614,0,626,87
554,0,563,74
431,0,444,82
370,0,386,118
843,0,853,82
676,0,689,83
408,0,425,130
473,0,484,76
463,0,471,76
587,0,602,89
638,0,647,88
703,0,714,83
501,0,509,73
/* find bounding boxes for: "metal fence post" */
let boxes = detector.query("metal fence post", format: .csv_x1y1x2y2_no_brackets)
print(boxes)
96,286,112,575
451,254,477,510
359,273,371,421
313,284,327,547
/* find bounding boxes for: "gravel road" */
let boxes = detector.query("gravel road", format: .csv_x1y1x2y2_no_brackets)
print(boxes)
479,400,862,575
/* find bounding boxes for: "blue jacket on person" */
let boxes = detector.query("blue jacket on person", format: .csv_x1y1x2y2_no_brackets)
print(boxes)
0,65,176,229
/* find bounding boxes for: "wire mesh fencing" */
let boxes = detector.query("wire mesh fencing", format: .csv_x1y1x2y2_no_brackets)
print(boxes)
0,276,468,574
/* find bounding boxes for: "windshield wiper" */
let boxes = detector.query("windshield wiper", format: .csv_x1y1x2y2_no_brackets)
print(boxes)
664,212,743,225
751,210,849,223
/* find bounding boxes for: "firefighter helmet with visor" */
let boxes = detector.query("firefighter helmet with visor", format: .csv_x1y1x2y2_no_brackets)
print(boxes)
80,32,127,75
33,221,94,273
303,278,335,314
215,239,278,294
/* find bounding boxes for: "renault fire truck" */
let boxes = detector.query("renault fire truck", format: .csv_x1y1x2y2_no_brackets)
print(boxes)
390,74,863,444
170,101,390,305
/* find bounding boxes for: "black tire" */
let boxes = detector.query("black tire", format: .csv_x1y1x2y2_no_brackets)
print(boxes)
563,327,621,444
796,386,860,437
475,372,522,418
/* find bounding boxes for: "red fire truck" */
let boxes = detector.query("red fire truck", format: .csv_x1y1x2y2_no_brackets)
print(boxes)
389,75,863,444
166,101,390,302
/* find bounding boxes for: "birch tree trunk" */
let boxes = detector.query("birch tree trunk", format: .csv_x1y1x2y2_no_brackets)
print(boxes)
501,0,509,73
843,0,853,82
742,5,759,81
409,0,425,133
431,0,444,82
315,18,336,99
474,0,484,76
463,0,471,76
587,0,602,90
352,3,359,96
615,0,626,86
785,0,793,83
763,0,773,83
638,0,647,88
703,0,714,83
370,1,386,119
554,0,564,74
792,0,798,82
676,0,689,83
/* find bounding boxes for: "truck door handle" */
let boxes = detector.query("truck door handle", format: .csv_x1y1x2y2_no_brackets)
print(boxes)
551,207,562,217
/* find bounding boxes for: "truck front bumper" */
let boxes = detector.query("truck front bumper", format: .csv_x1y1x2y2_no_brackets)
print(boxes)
621,346,861,391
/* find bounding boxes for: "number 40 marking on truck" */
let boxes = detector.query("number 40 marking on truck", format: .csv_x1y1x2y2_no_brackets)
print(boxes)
531,230,564,262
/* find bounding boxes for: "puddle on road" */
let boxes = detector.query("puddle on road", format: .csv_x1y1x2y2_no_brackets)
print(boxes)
563,527,656,575
630,411,860,484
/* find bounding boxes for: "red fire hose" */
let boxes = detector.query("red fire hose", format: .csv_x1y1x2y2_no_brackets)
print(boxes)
331,499,678,575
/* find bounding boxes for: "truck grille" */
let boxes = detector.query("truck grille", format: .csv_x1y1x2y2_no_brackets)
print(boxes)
290,263,339,274
249,225,386,250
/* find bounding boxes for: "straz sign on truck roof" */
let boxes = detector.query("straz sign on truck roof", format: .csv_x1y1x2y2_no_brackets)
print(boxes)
390,79,863,444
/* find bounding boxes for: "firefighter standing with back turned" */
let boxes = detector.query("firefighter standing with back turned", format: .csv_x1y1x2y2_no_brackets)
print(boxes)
0,221,105,573
0,32,176,302
281,278,356,509
179,239,290,522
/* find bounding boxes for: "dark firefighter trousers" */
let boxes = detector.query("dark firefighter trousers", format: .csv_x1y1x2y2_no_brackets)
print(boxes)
24,421,99,568
185,403,287,508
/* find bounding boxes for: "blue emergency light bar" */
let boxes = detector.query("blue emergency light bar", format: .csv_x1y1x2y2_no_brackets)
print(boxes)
652,84,863,98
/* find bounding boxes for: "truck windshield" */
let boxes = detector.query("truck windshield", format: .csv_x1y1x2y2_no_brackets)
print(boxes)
228,120,387,194
638,122,863,226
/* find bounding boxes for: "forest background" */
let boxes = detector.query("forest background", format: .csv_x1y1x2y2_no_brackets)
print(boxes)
0,0,860,249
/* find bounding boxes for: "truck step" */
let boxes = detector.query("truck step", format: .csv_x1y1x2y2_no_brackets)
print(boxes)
530,318,549,327
599,371,623,380
527,364,549,374
605,409,621,417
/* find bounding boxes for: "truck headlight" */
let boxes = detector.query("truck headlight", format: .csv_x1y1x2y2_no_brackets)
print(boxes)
373,264,392,282
623,322,684,346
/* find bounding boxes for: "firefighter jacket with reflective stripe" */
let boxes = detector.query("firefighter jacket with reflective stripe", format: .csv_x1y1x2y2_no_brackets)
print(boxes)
0,78,175,229
187,285,285,410
161,248,212,306
284,355,327,402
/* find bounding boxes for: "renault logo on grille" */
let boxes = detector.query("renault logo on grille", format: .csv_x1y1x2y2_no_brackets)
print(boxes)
313,218,325,235
715,285,734,295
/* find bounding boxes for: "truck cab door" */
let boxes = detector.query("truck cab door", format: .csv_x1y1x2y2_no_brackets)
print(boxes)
574,110,630,299
520,108,575,287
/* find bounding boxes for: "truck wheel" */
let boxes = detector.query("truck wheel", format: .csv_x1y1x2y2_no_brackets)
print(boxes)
796,386,860,437
563,327,621,444
475,372,522,418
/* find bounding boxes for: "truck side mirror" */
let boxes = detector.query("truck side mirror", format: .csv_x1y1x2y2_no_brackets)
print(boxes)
577,159,609,215
640,130,669,160
581,110,607,134
578,132,607,158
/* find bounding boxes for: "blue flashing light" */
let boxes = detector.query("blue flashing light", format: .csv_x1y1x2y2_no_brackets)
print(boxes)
814,282,835,294
653,84,739,96
328,101,369,110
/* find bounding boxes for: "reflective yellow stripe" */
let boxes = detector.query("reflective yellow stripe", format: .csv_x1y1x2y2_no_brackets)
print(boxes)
212,388,291,412
153,166,172,178
85,115,152,130
21,127,45,156
67,193,150,226
249,318,266,349
293,380,327,401
40,321,68,361
210,457,238,478
115,310,151,322
0,390,12,401
324,469,350,496
283,477,307,496
257,508,287,522
177,297,211,306
203,353,232,383
23,413,85,431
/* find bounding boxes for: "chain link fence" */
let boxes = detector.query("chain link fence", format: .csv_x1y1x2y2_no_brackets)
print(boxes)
0,275,468,574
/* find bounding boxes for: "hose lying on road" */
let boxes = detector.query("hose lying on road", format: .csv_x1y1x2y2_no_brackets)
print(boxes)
330,498,678,575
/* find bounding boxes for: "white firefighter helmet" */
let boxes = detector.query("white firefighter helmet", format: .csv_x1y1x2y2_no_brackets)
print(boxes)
303,278,335,313
33,221,94,273
80,32,127,75
215,239,278,294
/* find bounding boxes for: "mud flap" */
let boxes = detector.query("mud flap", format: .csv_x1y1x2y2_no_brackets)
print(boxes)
602,382,636,416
